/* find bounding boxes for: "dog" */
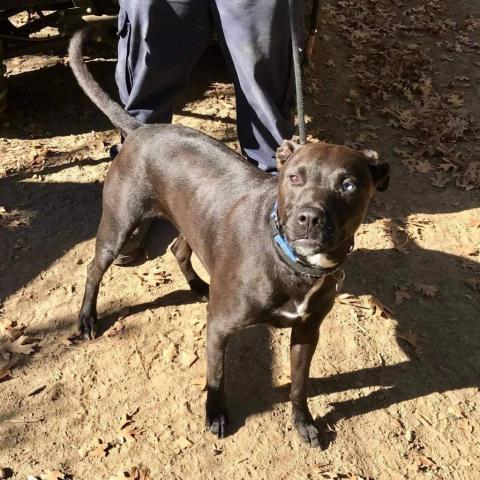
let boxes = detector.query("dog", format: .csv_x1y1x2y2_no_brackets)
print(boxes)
69,24,390,447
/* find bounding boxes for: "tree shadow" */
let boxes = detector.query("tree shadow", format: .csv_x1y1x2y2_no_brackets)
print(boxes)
94,289,203,337
0,172,180,303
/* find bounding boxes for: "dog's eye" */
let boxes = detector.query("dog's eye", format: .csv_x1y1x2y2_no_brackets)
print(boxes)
341,179,356,193
289,174,301,184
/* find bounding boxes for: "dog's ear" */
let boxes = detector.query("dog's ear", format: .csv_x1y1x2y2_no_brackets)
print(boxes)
362,149,390,192
276,139,300,169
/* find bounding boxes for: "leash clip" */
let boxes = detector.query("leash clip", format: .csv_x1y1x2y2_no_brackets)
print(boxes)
333,269,346,293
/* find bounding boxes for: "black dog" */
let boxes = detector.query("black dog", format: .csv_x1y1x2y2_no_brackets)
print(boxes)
70,25,389,447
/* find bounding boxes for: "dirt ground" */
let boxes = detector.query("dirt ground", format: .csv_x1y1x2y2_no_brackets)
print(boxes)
1,1,480,479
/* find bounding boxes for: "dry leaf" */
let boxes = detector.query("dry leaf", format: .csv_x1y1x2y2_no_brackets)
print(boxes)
89,439,112,458
179,351,198,367
124,466,151,480
465,277,480,292
119,421,143,443
366,295,394,319
105,321,125,338
125,406,140,422
397,330,418,349
163,343,177,362
415,284,438,297
175,436,193,451
394,289,411,305
446,93,464,108
0,359,12,383
456,162,480,190
430,173,450,188
337,293,363,307
0,321,25,340
0,335,37,357
413,452,436,470
43,471,67,480
389,224,410,252
414,159,434,174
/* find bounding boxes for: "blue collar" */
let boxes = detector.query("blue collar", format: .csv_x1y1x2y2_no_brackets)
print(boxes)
270,201,299,263
269,202,341,278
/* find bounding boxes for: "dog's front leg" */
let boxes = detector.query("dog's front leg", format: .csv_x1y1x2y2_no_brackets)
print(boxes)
290,324,321,447
205,319,230,439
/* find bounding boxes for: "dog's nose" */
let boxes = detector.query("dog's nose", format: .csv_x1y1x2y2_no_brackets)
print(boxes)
296,207,325,229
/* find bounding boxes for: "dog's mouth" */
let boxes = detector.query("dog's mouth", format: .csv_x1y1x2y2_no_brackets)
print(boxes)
291,238,325,256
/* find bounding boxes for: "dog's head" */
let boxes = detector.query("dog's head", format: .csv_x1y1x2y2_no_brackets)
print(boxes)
275,140,390,264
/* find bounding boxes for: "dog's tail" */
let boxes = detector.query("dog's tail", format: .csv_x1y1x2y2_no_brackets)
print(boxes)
69,21,143,136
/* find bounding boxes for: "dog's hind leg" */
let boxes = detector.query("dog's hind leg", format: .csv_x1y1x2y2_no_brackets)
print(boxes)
78,205,140,339
171,235,209,301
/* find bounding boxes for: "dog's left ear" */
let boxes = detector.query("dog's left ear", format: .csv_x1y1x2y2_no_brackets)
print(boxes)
362,149,390,192
276,139,300,169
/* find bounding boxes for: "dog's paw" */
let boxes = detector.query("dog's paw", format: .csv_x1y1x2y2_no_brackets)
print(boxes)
206,410,228,439
77,313,97,340
294,415,321,448
188,278,209,302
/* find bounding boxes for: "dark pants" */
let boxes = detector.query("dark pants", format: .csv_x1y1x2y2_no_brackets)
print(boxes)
115,0,301,171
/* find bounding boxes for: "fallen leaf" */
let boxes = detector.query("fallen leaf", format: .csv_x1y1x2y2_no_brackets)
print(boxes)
119,421,143,443
446,93,464,108
88,439,112,458
125,406,140,422
163,343,177,362
174,436,193,451
415,284,438,297
430,173,450,188
337,293,363,307
394,289,411,305
388,224,410,252
0,359,12,383
414,159,434,174
179,351,198,367
123,466,151,480
366,295,394,319
413,452,436,470
62,336,78,346
43,471,67,480
397,330,418,349
0,321,25,340
405,429,415,443
465,277,480,292
105,321,125,338
0,335,38,357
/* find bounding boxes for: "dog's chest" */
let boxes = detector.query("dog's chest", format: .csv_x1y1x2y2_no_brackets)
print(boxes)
272,278,326,326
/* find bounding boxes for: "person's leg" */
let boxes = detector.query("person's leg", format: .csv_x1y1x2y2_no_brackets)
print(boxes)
212,0,302,171
116,0,211,124
114,0,210,263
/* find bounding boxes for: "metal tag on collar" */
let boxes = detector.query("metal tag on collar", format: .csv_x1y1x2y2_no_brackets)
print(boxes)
333,269,346,292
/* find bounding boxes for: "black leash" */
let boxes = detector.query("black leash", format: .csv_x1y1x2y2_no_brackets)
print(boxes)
288,0,320,145
288,0,306,145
